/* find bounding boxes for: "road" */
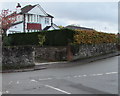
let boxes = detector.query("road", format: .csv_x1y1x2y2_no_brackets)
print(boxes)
2,56,118,94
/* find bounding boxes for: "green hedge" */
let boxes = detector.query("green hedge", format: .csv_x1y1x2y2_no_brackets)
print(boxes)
8,32,40,45
7,29,75,46
44,29,75,46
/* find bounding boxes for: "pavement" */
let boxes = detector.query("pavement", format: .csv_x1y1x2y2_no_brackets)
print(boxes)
1,51,120,73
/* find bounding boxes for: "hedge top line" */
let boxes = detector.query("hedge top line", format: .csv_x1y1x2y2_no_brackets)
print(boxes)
4,28,117,46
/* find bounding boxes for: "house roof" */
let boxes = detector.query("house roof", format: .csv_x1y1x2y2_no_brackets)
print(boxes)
47,13,54,18
11,21,23,27
65,25,94,31
43,26,51,31
19,4,54,18
20,5,37,14
43,24,59,31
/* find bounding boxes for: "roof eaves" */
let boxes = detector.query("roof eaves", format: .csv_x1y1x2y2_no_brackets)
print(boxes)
47,13,54,18
11,21,23,27
43,26,51,31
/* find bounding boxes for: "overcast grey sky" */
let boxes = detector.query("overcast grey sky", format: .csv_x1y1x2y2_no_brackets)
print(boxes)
0,2,118,33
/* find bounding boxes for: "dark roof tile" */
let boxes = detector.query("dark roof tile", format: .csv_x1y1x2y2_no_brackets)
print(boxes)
20,5,36,14
66,25,94,30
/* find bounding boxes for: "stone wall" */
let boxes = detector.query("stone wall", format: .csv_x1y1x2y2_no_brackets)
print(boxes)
2,43,117,69
2,46,35,69
71,43,117,60
2,46,67,69
34,46,67,62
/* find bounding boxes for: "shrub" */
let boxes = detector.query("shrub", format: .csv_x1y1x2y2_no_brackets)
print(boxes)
38,34,46,46
74,30,117,44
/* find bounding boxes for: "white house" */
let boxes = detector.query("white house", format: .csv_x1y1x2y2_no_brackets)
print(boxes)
7,3,59,34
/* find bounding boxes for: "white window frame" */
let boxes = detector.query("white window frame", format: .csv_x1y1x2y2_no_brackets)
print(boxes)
45,17,49,24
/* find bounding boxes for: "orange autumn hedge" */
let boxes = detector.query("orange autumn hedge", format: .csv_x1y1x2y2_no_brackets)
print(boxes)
74,29,117,44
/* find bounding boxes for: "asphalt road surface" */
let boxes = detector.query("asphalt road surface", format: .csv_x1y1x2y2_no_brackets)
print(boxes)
2,56,119,94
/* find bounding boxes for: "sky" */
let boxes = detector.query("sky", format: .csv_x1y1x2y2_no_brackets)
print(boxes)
0,1,118,34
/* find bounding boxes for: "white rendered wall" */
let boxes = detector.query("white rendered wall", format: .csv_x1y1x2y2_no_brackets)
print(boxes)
7,22,23,34
28,5,47,16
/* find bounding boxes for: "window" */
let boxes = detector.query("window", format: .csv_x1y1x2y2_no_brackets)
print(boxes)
45,17,49,24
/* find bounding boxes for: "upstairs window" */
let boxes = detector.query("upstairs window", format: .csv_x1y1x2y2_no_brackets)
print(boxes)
45,17,49,24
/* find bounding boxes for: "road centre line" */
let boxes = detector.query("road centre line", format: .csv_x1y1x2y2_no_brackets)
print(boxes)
105,72,118,75
45,85,71,94
31,79,38,82
96,74,103,76
82,75,87,77
39,78,52,81
74,76,78,78
111,72,118,74
30,72,118,82
90,74,98,76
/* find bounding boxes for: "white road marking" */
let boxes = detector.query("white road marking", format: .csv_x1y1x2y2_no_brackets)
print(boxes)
2,91,9,94
74,76,78,78
90,74,98,76
45,85,71,94
105,72,118,75
110,72,118,74
31,79,38,82
39,78,52,81
96,74,103,76
16,81,20,84
106,72,112,75
6,91,9,93
82,75,87,77
30,72,118,83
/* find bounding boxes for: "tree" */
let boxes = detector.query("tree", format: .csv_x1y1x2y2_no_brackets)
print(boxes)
58,25,64,29
0,9,18,36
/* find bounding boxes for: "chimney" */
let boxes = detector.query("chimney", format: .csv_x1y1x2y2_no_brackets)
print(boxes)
16,3,21,13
